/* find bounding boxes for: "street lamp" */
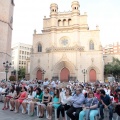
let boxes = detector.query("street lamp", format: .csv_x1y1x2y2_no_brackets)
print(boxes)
82,69,87,83
3,61,11,81
41,69,46,80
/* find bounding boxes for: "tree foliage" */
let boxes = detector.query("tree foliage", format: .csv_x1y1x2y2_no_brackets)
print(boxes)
18,68,25,79
104,57,120,77
9,76,16,81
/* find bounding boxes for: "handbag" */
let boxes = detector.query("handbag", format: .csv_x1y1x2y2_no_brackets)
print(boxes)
83,98,94,110
84,98,95,120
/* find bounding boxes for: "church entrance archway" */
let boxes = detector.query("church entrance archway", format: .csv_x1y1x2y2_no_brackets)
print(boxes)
36,70,42,80
89,69,96,82
60,67,70,82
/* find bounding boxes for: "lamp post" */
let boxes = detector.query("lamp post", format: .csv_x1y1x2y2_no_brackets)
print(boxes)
3,61,11,81
82,69,87,83
41,69,46,80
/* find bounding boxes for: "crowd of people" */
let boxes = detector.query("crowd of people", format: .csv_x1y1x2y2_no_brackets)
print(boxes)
0,79,120,120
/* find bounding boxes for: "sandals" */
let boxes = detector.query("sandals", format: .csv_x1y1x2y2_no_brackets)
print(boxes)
39,114,44,118
5,107,9,110
23,111,27,114
10,107,15,111
2,107,6,110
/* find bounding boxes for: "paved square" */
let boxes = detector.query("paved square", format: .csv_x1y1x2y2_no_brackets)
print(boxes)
0,103,45,120
0,102,119,120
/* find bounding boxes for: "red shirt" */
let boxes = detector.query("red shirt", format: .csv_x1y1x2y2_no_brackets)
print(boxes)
94,93,101,100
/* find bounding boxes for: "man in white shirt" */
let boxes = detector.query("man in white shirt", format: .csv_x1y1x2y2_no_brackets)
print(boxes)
43,78,49,86
51,80,56,88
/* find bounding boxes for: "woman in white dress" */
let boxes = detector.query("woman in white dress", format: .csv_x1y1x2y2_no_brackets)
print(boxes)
22,86,35,114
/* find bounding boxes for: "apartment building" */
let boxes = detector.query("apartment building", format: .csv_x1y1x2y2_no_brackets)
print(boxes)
103,42,120,64
12,43,32,71
103,42,120,55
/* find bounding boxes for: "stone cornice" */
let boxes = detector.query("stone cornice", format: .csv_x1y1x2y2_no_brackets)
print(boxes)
46,45,84,52
42,25,88,33
0,19,13,30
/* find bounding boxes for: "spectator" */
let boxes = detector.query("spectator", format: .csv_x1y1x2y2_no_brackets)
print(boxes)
115,89,120,116
105,86,111,96
10,86,21,111
38,87,51,118
94,88,101,101
22,86,35,114
15,86,28,113
2,85,15,110
66,88,85,120
43,78,49,86
47,89,60,120
99,89,113,120
57,88,72,120
30,87,43,116
0,85,7,102
51,80,56,89
79,91,99,120
49,87,54,97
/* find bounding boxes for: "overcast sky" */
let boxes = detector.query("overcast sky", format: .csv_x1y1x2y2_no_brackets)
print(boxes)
12,0,120,46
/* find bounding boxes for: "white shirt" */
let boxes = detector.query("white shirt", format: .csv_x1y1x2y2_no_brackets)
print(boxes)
82,89,87,94
51,81,56,88
1,88,6,93
28,92,35,99
105,89,111,96
60,91,65,103
32,91,36,97
61,92,72,105
8,91,16,97
0,87,2,93
43,81,49,86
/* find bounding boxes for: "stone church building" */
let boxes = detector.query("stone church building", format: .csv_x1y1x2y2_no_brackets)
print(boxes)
30,1,104,82
0,0,14,80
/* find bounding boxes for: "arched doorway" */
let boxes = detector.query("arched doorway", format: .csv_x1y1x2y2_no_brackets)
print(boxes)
89,69,96,82
60,67,70,82
36,70,42,80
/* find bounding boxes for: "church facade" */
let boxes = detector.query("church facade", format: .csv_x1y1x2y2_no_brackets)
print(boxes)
30,1,104,82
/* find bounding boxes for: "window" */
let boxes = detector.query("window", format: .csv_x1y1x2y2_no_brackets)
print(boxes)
63,19,67,26
38,44,42,52
68,19,72,25
89,41,94,50
22,51,24,54
27,52,29,55
58,20,61,26
19,61,21,64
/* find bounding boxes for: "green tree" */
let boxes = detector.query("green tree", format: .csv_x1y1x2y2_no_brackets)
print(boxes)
18,68,25,79
9,76,16,81
104,57,120,80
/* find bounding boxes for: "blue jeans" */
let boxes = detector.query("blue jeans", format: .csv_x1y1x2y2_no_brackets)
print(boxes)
99,104,113,120
79,109,98,120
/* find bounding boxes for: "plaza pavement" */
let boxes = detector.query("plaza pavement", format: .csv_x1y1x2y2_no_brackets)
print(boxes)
0,102,119,120
0,102,45,120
